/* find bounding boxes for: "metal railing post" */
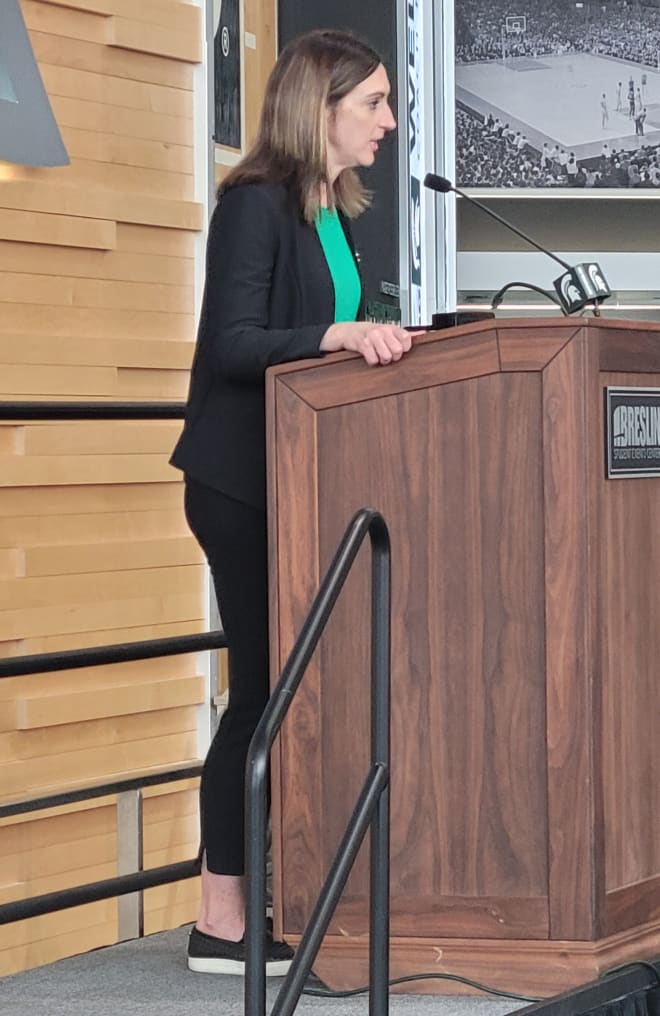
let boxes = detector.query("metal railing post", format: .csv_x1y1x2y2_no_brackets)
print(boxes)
117,789,144,941
244,509,391,1016
369,514,391,1016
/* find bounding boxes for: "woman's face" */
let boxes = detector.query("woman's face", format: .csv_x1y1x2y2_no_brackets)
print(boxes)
326,63,396,180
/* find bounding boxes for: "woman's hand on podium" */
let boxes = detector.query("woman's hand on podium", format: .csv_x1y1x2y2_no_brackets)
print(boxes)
320,321,413,367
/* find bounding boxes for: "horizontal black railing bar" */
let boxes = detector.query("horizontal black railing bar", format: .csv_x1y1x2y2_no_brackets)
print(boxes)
0,630,227,680
0,762,203,820
0,858,201,926
0,399,213,931
0,401,185,420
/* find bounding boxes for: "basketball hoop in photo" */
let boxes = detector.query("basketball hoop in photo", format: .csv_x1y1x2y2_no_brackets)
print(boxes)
505,14,527,34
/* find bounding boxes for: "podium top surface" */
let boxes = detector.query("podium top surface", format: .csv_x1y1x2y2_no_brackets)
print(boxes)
266,316,660,411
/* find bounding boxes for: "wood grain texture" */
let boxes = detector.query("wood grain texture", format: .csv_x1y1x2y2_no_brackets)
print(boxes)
267,380,323,930
600,371,660,894
305,922,660,997
542,327,605,940
497,323,580,371
0,180,202,230
0,244,194,287
39,63,193,118
269,318,660,992
606,876,660,936
2,0,206,972
39,0,200,34
280,330,501,411
271,351,549,938
108,15,201,63
244,0,277,147
30,29,194,89
0,208,116,250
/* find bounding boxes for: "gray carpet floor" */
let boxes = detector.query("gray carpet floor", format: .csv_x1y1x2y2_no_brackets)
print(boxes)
1,925,528,1016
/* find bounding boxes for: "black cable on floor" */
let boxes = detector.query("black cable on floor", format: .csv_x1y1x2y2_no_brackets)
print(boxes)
303,970,543,1003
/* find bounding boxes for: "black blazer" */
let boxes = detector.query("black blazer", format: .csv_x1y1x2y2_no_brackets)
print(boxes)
170,181,362,509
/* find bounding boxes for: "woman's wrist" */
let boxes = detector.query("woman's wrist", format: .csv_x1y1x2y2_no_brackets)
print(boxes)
319,321,364,353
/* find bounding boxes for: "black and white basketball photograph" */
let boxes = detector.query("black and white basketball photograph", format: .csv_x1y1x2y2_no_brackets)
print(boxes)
455,0,660,190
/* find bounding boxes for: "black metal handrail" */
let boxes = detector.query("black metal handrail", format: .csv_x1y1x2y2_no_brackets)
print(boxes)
0,401,185,420
244,508,391,1016
0,628,227,925
3,403,393,1013
0,762,204,820
0,398,217,927
0,630,226,680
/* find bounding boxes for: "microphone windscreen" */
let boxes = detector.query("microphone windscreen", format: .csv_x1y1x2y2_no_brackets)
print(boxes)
423,172,453,193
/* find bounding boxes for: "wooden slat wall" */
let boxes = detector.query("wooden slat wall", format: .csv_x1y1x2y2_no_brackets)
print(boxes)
0,0,207,976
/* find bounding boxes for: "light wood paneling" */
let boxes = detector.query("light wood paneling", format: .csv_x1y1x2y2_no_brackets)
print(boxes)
0,306,193,341
30,30,195,89
40,0,201,36
1,916,117,976
244,0,277,147
61,126,193,174
16,676,205,727
2,0,278,975
22,0,108,44
0,620,205,661
0,274,193,312
0,180,202,229
21,423,182,456
39,63,193,116
1,0,209,973
0,208,116,249
0,243,194,287
0,508,191,546
0,482,185,517
16,160,195,201
0,336,192,368
117,222,196,257
3,732,198,795
108,16,202,63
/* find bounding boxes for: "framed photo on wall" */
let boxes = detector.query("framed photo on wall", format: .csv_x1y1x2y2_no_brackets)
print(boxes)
455,0,660,193
213,0,241,150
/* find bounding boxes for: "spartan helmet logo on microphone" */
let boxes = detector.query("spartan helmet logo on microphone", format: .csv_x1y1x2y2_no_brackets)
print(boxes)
561,274,581,307
587,263,610,298
554,268,588,313
553,262,611,314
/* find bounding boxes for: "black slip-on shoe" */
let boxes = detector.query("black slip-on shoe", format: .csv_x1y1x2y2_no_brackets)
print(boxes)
187,925,294,976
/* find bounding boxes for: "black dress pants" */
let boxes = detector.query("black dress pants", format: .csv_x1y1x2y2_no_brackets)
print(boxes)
184,477,269,875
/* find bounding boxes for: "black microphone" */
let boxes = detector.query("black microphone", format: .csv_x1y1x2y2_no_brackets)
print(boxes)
423,173,611,316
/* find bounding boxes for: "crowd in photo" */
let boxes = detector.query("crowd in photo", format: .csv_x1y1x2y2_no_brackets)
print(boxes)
456,106,660,187
456,0,660,68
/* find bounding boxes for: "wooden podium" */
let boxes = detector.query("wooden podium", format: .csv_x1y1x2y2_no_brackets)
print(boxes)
265,318,660,997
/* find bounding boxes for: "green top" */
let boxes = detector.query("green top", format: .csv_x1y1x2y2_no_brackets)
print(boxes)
315,207,362,323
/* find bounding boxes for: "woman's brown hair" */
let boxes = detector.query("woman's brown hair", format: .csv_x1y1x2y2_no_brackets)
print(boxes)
219,29,383,221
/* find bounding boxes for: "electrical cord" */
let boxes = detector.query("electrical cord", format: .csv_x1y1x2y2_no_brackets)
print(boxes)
303,970,543,1003
301,958,660,1004
491,281,567,315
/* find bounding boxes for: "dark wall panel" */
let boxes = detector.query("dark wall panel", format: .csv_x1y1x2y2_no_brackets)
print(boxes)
278,1,399,316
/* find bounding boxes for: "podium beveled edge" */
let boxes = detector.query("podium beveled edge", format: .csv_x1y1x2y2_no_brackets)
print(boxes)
265,316,660,382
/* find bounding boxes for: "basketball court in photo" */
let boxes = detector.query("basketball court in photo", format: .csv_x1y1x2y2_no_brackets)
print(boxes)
456,52,660,162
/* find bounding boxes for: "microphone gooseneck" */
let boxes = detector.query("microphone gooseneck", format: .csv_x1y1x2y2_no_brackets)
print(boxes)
423,173,571,271
423,173,612,315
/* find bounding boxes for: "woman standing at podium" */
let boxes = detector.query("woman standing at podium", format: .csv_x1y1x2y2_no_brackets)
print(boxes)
170,28,411,975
